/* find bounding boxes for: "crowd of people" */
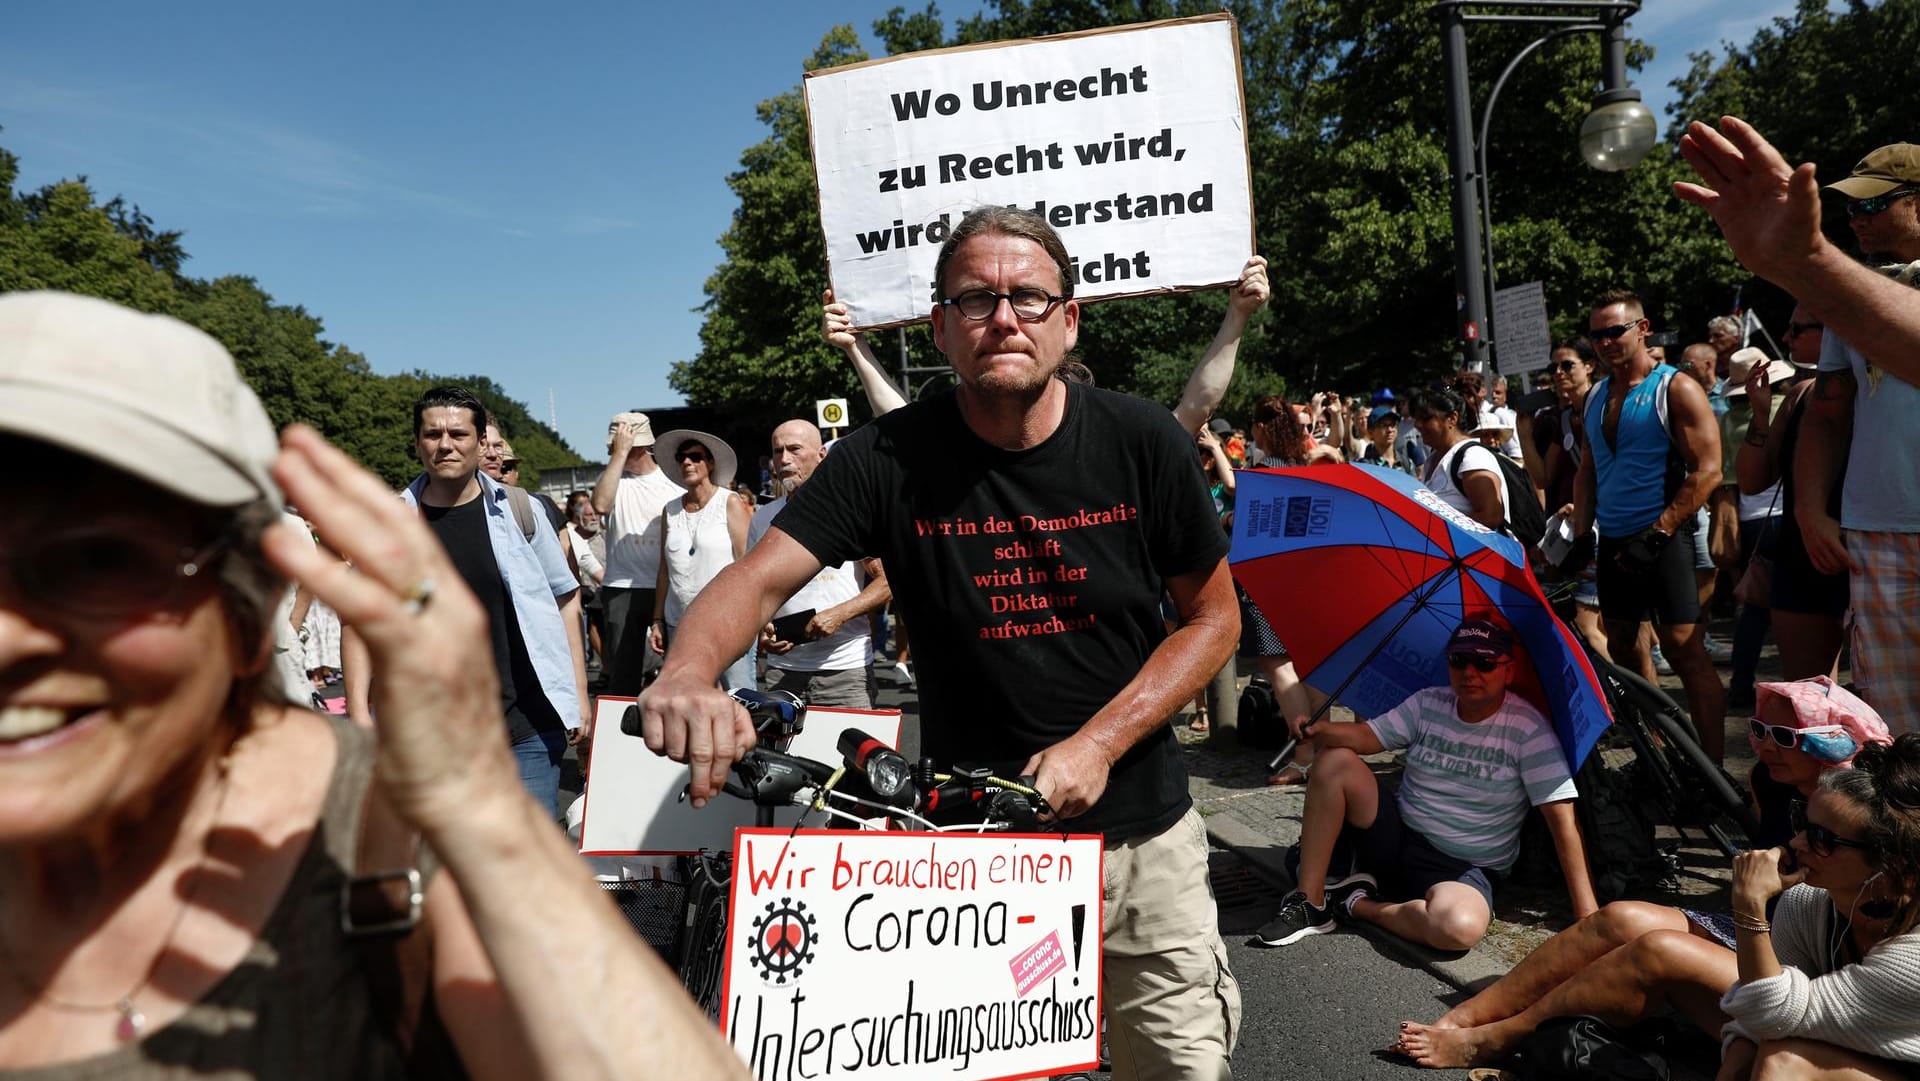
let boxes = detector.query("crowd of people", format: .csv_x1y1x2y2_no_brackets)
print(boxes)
3,116,1918,1081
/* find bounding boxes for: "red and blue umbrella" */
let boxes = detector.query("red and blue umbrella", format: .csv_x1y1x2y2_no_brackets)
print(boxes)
1229,463,1611,770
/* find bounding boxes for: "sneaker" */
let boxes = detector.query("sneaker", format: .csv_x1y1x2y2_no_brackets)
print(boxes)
1251,889,1335,947
1651,644,1674,677
893,661,915,688
1284,842,1364,890
1332,877,1375,922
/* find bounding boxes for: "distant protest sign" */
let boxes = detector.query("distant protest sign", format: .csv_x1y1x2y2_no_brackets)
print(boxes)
720,829,1104,1080
805,13,1254,329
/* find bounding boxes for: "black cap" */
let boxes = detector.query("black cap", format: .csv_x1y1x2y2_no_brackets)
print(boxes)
1446,619,1514,660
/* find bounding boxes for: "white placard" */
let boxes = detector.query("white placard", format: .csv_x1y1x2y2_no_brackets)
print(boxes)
1493,281,1553,376
805,14,1254,329
815,398,850,429
721,830,1104,1080
578,698,902,859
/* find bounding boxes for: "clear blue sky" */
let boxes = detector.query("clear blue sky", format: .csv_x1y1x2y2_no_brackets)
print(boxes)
1,1,1800,456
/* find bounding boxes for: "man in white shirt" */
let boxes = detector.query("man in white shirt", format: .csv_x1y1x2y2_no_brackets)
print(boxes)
590,411,685,695
748,419,891,708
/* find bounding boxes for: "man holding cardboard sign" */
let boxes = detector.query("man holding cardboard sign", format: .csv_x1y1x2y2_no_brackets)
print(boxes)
642,206,1243,1079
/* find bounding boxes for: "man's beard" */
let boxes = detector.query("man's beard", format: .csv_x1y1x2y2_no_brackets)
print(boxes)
771,473,803,498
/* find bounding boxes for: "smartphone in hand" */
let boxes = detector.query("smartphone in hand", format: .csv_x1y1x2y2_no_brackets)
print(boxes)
768,608,816,643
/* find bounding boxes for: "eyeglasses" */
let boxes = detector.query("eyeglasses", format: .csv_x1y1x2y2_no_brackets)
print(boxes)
1787,321,1824,336
675,450,709,463
1748,718,1850,750
1586,320,1644,342
1790,800,1874,857
1446,655,1503,673
1844,189,1916,219
939,287,1068,322
5,530,233,620
1550,360,1581,373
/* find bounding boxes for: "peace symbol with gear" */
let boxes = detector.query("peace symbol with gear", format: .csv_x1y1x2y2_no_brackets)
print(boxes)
747,898,817,984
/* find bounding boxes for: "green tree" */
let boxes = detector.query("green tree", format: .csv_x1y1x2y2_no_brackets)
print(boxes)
0,142,587,488
1668,0,1920,266
680,0,1755,418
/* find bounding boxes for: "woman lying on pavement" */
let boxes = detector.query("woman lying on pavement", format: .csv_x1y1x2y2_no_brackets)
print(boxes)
1394,733,1920,1078
0,294,746,1079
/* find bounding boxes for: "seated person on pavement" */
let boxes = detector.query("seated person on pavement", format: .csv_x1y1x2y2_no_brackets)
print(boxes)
1253,619,1597,952
1396,734,1920,1079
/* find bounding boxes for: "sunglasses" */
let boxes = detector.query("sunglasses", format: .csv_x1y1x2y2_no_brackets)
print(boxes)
500,459,520,471
1586,320,1643,342
1787,321,1824,336
6,530,233,620
1790,800,1874,857
1844,189,1916,219
1550,360,1581,373
1748,718,1850,750
1446,655,1503,673
675,450,709,463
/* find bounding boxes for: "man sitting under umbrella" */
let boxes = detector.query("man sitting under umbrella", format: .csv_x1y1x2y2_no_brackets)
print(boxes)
1253,619,1598,951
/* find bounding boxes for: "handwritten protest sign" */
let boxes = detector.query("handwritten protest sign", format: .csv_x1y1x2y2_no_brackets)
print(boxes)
721,830,1104,1081
578,698,901,861
805,13,1253,329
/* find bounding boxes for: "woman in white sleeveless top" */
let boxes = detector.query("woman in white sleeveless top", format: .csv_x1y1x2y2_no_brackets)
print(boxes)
648,429,754,690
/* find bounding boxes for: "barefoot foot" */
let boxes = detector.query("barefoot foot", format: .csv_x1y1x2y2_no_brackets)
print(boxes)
1395,1021,1498,1069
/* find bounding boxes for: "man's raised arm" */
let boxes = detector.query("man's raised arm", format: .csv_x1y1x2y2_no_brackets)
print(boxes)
823,288,910,417
639,527,826,805
1171,256,1270,434
1676,117,1920,383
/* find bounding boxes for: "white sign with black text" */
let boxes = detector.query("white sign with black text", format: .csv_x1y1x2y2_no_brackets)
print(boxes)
1493,281,1553,376
805,14,1254,329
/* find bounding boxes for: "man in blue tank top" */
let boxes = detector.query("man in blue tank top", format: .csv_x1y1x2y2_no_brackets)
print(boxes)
1571,289,1729,761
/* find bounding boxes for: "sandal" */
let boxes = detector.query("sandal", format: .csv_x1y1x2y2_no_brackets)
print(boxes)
1188,712,1210,734
1266,761,1311,786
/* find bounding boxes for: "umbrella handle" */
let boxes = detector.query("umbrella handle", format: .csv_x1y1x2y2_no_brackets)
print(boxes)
1266,735,1299,773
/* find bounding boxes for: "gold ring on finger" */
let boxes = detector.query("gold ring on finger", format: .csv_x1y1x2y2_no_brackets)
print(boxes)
400,577,437,615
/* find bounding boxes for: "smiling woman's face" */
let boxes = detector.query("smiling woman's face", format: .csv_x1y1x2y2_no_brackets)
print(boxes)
0,446,242,845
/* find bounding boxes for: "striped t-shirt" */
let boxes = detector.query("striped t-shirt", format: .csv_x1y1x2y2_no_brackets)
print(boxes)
1366,688,1578,871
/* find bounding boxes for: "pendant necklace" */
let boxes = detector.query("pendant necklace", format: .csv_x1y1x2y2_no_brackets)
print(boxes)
0,745,237,1041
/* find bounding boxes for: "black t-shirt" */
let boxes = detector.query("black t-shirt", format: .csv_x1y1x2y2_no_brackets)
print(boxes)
774,382,1230,840
421,496,563,744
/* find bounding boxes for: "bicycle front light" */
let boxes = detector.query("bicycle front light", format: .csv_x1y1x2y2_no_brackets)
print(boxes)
837,728,912,801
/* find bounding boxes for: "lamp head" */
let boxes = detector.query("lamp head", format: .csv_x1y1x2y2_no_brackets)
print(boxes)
1580,88,1657,172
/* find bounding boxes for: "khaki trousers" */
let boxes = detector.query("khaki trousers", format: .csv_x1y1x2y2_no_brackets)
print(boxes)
1103,806,1242,1081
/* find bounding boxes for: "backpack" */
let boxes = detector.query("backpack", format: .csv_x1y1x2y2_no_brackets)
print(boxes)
1511,738,1668,905
1448,443,1548,548
503,484,537,544
1236,677,1291,750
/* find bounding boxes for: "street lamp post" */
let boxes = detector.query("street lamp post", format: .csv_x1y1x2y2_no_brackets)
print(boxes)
1432,1,1655,373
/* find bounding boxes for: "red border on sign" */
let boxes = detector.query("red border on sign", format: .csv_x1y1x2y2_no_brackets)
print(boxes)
716,828,1104,1080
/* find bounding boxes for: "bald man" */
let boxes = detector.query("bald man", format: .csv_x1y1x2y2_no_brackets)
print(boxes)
745,419,892,707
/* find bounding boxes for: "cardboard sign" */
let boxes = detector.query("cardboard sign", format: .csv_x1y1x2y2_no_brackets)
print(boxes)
805,13,1254,329
1493,281,1553,376
721,830,1104,1080
577,697,902,861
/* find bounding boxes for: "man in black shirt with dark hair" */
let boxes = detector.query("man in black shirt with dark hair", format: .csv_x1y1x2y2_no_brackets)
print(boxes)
348,385,590,816
640,207,1243,1079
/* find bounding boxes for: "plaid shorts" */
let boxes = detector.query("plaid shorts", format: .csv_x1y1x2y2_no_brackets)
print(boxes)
1846,530,1920,736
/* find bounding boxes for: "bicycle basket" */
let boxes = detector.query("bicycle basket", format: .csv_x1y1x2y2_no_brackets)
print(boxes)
599,877,689,968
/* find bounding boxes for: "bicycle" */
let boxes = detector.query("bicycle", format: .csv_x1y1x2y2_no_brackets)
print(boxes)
1544,581,1762,864
619,689,1059,1018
